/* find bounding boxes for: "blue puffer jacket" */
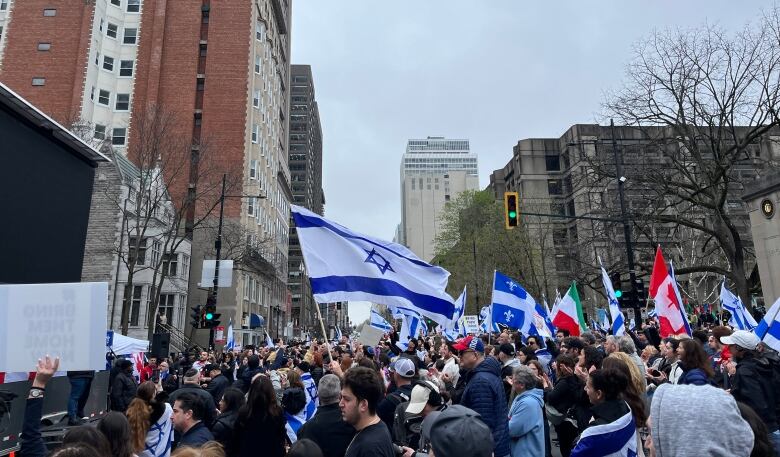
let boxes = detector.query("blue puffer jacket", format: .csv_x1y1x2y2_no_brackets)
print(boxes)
461,357,510,457
678,367,710,386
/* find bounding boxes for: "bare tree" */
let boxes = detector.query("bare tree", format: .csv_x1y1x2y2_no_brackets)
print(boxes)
590,17,780,308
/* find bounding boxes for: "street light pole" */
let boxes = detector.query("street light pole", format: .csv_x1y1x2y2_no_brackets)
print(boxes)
610,119,641,324
208,173,227,349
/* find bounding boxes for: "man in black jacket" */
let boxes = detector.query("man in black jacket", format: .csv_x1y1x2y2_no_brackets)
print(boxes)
204,364,228,404
172,392,214,449
721,331,779,439
110,359,137,413
297,374,356,457
169,368,217,427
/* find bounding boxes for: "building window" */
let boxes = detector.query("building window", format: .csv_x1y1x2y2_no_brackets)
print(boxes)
90,86,95,100
162,253,178,277
43,8,56,16
94,124,106,140
253,90,260,108
115,93,130,111
99,18,104,32
98,89,110,106
158,294,175,325
256,21,266,40
0,26,3,40
31,77,46,86
127,0,140,13
0,1,7,11
107,22,118,38
180,254,190,279
250,160,257,179
110,0,121,6
95,51,100,65
247,197,256,216
252,124,259,143
102,55,114,71
119,60,134,77
112,127,127,145
547,179,562,195
128,285,143,327
254,54,261,74
123,27,137,44
545,155,561,172
128,237,147,265
37,42,51,51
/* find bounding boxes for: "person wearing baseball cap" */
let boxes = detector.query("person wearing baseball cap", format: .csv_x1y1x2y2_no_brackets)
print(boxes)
454,336,510,457
377,357,417,435
497,343,520,403
393,380,446,454
720,330,780,445
420,404,493,457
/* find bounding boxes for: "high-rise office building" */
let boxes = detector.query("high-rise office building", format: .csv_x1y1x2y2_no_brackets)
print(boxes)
0,0,293,344
400,137,479,261
288,64,324,337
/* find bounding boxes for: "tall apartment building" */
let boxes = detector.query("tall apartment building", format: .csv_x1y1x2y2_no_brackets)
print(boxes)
288,64,324,337
400,137,479,261
489,124,765,315
0,0,293,344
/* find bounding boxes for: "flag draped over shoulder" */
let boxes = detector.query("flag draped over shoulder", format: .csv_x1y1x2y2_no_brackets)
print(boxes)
291,205,456,326
490,271,536,334
571,409,637,457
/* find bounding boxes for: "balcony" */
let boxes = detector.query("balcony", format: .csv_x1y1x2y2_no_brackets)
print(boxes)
271,0,288,35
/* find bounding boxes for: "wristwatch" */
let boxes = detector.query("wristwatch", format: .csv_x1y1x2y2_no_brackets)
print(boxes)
28,387,45,399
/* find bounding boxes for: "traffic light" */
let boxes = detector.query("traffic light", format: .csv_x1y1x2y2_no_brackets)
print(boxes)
190,305,203,329
609,272,624,299
504,192,519,229
203,296,221,328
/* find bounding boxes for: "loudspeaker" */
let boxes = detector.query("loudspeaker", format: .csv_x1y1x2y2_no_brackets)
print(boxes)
151,333,170,360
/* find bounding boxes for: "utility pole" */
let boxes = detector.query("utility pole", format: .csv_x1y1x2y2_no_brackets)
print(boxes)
208,173,227,349
610,120,641,324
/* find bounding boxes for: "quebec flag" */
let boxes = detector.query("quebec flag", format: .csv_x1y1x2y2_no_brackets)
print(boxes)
292,205,456,326
490,271,535,335
571,409,637,457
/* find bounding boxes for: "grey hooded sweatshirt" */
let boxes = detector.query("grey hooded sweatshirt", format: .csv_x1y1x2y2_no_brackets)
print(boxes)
650,384,754,457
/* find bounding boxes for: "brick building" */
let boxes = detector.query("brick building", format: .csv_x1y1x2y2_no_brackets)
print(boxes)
0,0,293,344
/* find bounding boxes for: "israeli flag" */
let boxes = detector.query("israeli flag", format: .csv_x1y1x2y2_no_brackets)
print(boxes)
370,307,393,331
334,325,343,341
720,281,758,331
445,287,467,331
755,297,780,353
226,318,235,351
265,331,274,348
629,318,636,331
533,302,555,338
301,371,319,420
490,271,535,334
648,307,657,318
599,261,625,336
397,310,425,350
571,409,637,457
292,205,456,326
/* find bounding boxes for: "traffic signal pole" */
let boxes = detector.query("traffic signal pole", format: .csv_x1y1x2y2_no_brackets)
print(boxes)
208,173,227,349
610,120,641,325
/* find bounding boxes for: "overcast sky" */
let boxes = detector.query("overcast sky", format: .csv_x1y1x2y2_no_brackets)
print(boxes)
290,1,771,325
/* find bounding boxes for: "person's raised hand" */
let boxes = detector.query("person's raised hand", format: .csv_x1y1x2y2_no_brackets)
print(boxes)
32,355,60,389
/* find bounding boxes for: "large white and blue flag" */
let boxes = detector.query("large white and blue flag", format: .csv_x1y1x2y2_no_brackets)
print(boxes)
571,409,637,457
490,271,535,334
599,261,625,336
445,287,467,331
720,281,758,331
370,306,393,331
226,318,235,351
291,205,456,326
755,297,780,352
396,310,426,351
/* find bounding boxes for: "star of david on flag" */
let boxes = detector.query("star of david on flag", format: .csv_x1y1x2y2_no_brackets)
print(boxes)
291,205,456,326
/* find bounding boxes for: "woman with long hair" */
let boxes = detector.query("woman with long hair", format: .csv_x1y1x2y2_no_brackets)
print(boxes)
676,339,714,386
126,381,174,457
546,354,583,457
96,411,136,457
601,356,649,428
212,388,245,454
230,376,287,457
526,359,552,391
604,352,645,403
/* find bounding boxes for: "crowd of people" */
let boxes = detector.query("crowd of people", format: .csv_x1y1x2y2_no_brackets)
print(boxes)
16,317,780,457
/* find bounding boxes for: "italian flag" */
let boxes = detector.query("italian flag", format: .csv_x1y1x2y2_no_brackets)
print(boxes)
552,282,588,336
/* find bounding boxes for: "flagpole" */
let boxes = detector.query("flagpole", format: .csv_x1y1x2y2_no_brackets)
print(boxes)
313,300,333,362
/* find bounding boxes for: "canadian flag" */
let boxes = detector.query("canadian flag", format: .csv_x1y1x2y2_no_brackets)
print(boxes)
649,246,688,338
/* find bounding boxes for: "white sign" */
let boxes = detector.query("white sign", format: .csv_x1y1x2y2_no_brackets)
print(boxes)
463,315,480,335
357,325,384,348
0,282,108,372
200,260,234,288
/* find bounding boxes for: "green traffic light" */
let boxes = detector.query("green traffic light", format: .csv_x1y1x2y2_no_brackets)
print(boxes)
614,290,623,298
509,211,517,218
205,312,214,320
